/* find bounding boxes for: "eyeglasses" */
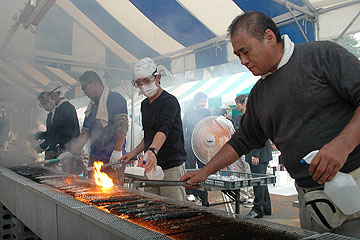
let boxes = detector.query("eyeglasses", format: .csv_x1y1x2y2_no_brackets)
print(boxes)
131,76,155,88
81,81,92,91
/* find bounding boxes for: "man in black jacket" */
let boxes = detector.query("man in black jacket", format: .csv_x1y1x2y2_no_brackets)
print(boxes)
245,140,272,218
35,82,80,172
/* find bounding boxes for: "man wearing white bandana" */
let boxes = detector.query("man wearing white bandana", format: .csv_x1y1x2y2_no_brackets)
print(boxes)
181,12,360,237
121,57,186,201
61,71,128,184
35,81,80,172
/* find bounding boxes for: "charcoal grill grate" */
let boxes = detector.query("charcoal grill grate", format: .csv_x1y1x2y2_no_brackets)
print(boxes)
8,166,359,240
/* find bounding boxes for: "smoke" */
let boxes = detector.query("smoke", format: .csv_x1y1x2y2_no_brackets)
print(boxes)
0,0,253,169
0,1,52,166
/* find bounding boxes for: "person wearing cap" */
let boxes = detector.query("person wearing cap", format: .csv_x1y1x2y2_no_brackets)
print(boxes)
35,82,80,172
60,71,128,184
121,57,186,201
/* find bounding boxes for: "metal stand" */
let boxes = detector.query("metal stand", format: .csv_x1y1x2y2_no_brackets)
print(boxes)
193,188,242,215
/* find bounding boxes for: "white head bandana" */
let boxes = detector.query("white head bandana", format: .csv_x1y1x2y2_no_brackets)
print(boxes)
46,81,71,98
132,57,173,81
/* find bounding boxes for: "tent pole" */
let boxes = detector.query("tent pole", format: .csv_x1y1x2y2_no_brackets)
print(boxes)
318,0,360,14
1,23,20,50
130,91,136,151
272,0,314,17
301,0,319,41
335,10,360,41
286,5,309,42
314,16,320,41
301,0,316,13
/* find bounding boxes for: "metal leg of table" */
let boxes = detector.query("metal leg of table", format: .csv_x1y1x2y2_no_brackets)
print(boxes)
272,167,277,186
189,189,209,207
221,190,241,214
235,190,240,214
192,189,242,215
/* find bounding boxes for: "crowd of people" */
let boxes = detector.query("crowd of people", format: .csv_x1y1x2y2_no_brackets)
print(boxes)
30,11,360,238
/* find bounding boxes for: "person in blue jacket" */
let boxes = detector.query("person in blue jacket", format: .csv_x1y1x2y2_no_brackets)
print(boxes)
60,71,128,184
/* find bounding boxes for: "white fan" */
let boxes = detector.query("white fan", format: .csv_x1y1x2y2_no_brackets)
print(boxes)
191,116,233,165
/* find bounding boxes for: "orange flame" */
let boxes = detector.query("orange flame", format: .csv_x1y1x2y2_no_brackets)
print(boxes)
93,161,114,191
64,175,77,185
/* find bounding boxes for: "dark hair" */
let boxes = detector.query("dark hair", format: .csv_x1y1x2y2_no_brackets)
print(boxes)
79,71,104,86
194,92,207,103
228,11,281,43
235,94,247,104
37,91,49,101
216,108,227,116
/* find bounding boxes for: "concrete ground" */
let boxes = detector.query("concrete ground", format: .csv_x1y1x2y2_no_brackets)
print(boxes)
206,192,300,228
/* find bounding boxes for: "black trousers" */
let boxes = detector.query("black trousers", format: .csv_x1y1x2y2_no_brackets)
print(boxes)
249,162,272,215
184,141,205,169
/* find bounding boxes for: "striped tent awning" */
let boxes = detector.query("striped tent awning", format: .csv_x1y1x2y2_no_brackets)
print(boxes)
0,0,359,106
123,71,259,116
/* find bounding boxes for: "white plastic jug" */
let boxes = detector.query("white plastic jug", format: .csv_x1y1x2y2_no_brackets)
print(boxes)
142,152,165,180
324,172,360,215
146,165,164,180
302,150,360,215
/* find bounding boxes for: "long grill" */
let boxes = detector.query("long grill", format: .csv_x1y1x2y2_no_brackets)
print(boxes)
0,165,357,240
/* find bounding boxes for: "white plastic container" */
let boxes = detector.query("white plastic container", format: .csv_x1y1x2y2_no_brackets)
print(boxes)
324,171,360,215
142,152,165,180
302,150,360,215
146,165,164,180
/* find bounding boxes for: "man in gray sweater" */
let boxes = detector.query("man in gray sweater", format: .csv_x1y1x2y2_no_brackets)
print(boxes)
181,11,360,237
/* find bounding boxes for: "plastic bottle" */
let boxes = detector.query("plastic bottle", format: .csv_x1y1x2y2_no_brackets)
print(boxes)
142,152,164,180
301,150,360,215
146,165,165,180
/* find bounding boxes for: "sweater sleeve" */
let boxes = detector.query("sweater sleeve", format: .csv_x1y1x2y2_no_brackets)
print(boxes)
322,42,360,106
156,96,179,137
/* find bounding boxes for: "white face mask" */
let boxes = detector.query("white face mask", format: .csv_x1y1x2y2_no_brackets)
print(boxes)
140,81,158,98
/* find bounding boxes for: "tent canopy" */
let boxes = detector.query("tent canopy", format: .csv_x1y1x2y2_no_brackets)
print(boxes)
0,0,359,107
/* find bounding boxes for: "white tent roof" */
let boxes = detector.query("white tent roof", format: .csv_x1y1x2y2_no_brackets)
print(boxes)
0,0,359,106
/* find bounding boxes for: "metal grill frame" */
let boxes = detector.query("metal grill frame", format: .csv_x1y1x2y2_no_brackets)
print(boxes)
0,166,170,240
0,166,357,240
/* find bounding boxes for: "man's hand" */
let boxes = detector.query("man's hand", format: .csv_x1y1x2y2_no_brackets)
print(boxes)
57,151,73,163
309,141,349,184
180,169,209,187
252,157,259,166
142,151,157,173
34,145,45,153
120,151,138,165
109,150,123,170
